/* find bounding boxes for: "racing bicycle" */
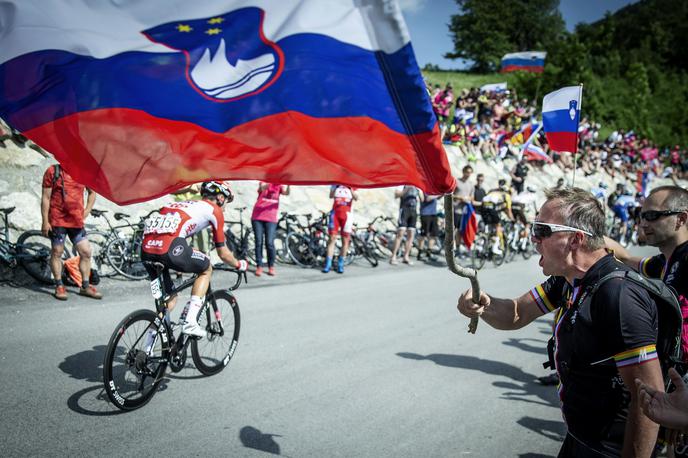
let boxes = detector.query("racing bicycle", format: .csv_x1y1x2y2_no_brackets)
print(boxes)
103,262,244,411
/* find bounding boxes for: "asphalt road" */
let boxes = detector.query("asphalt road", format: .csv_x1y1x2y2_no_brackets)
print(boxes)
0,247,655,457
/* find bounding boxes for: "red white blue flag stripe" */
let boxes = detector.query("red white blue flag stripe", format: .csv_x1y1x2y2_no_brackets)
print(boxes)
0,0,455,204
542,86,582,154
500,52,546,73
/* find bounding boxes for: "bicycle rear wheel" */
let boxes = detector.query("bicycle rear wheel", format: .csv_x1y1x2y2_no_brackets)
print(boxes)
470,235,487,270
102,309,169,411
16,230,53,284
106,237,147,280
191,290,240,376
286,232,316,267
88,230,117,277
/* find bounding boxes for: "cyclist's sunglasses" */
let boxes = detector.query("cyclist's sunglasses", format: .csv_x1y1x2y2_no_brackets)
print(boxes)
531,222,593,239
640,210,686,222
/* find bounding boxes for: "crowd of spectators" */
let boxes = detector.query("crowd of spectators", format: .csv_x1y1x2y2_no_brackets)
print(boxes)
428,81,688,186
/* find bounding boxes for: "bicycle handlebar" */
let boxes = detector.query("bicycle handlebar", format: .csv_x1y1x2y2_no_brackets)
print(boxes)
213,263,247,291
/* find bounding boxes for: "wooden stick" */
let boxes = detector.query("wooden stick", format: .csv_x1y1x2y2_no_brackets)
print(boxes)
443,195,481,333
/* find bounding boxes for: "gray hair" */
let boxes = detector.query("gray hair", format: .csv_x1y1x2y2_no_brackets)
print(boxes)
649,186,688,211
544,187,606,251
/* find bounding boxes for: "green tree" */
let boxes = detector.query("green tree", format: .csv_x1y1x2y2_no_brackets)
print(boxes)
445,0,565,72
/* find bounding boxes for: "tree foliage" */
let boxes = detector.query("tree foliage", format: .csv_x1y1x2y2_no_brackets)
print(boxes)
443,0,688,145
445,0,565,72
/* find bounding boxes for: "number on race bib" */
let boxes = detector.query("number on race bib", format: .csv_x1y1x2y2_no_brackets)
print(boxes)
150,278,163,299
144,213,182,235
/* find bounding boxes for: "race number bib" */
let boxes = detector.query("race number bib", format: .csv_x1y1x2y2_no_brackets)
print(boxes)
150,277,162,299
144,213,182,235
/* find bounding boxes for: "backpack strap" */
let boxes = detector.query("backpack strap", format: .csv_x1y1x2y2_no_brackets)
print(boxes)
52,164,65,200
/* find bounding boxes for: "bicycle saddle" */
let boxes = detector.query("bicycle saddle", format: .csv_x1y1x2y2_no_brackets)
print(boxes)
91,209,107,217
114,212,130,220
0,207,15,215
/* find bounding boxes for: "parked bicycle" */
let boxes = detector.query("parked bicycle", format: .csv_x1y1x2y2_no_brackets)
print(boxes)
103,262,244,411
224,207,255,265
105,210,152,280
0,207,54,284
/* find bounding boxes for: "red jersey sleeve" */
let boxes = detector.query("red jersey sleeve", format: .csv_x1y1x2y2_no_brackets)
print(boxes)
42,167,54,188
210,204,226,247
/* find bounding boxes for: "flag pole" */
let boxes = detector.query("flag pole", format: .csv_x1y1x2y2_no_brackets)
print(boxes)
571,83,583,187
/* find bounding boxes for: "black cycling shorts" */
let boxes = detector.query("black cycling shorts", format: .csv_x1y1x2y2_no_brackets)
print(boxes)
398,207,418,229
512,207,528,225
50,227,87,246
420,215,438,236
141,237,210,292
482,208,501,225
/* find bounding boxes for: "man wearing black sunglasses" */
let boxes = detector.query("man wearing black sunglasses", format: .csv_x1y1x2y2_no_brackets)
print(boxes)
457,187,663,457
606,186,687,298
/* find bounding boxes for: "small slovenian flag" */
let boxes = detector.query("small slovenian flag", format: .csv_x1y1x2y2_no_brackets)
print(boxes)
460,203,478,249
523,144,552,163
542,86,582,154
500,52,546,73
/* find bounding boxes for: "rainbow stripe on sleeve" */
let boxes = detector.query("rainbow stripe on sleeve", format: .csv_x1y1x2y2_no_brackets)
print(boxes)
638,257,651,276
614,345,658,367
530,284,556,314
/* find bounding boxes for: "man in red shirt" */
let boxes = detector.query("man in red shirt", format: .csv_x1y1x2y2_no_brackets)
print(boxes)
41,164,102,300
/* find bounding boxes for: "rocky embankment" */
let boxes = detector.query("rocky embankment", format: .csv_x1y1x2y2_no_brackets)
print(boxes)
0,141,679,238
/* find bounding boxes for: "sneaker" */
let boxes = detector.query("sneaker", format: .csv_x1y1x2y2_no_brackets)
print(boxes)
336,257,344,274
267,266,276,276
79,285,102,300
182,320,206,338
54,285,68,301
255,266,263,277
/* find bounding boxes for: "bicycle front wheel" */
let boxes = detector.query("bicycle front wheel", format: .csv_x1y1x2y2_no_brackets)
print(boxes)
102,309,169,411
16,230,53,284
191,290,240,376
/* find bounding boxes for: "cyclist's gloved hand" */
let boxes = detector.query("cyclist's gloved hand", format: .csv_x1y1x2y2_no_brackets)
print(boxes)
235,259,248,271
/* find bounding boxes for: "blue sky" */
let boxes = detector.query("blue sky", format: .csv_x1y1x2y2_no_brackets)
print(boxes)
400,0,639,69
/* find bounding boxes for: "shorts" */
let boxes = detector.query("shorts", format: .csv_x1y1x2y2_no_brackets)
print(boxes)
398,207,418,229
328,208,352,236
612,205,629,223
141,237,209,293
482,208,501,226
420,215,438,237
512,206,528,225
50,227,87,247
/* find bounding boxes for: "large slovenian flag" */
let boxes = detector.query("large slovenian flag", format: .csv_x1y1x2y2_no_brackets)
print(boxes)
500,52,546,73
0,1,455,205
542,86,582,154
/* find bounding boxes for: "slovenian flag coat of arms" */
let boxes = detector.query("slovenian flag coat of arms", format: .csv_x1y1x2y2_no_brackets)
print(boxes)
0,0,455,204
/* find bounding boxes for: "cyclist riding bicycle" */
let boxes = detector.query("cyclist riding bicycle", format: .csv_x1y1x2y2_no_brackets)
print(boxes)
141,181,248,337
611,190,638,243
481,179,514,255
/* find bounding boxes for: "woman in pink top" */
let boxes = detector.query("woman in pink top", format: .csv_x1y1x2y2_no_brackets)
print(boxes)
251,183,290,276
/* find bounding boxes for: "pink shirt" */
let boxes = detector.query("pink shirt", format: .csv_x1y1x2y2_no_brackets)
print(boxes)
251,184,285,223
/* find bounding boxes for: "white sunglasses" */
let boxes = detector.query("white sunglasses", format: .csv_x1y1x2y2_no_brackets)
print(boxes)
531,222,593,239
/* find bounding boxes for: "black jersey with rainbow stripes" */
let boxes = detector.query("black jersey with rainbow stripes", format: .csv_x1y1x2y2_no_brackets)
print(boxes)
530,254,658,452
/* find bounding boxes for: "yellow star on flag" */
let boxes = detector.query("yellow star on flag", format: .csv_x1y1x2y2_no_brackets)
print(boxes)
176,24,192,32
206,28,221,35
208,17,224,24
